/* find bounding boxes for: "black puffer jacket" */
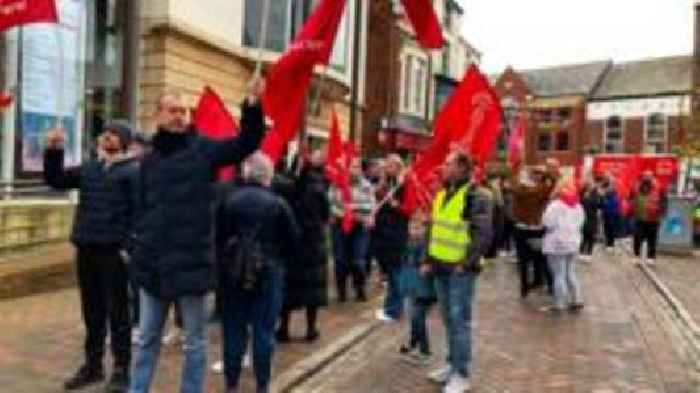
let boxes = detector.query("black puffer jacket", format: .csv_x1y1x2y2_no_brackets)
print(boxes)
43,150,126,248
128,101,264,300
216,182,301,271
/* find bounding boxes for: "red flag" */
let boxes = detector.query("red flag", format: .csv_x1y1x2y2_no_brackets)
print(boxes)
400,0,444,49
325,110,355,233
401,65,502,215
0,91,13,109
507,115,525,169
0,0,58,32
193,86,239,181
261,0,348,163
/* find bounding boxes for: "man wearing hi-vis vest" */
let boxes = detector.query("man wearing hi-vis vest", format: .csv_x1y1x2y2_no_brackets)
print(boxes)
423,151,493,393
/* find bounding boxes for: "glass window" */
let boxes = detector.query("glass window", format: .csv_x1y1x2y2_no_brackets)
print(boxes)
605,116,623,153
403,56,412,112
442,43,450,75
558,108,571,120
538,133,551,151
414,59,425,115
645,113,666,153
243,0,291,52
556,131,569,151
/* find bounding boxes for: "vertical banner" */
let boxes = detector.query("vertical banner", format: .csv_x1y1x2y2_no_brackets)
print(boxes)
20,0,85,172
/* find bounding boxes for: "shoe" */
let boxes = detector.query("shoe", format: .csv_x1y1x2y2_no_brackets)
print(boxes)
414,351,432,367
427,364,452,384
443,374,471,393
306,329,320,342
275,329,291,343
646,259,656,266
162,328,183,346
356,288,367,302
64,365,105,390
131,328,140,346
105,367,129,393
375,309,396,322
540,305,564,316
569,303,584,313
633,257,642,265
211,360,223,374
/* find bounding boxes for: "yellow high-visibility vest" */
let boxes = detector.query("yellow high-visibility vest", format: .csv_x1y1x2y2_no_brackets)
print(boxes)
429,184,471,264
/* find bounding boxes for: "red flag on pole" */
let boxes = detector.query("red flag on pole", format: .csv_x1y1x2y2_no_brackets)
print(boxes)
193,86,239,181
507,114,526,169
325,110,355,233
401,65,501,215
261,0,349,163
0,0,58,32
400,0,444,49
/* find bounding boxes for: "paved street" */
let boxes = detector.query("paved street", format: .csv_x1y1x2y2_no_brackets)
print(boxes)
0,247,698,392
294,251,699,393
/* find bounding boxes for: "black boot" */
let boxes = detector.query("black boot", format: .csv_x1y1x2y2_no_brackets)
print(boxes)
64,364,105,390
105,366,129,393
356,286,367,302
337,278,347,303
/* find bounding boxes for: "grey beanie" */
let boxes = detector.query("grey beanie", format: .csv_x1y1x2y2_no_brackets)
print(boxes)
102,119,133,151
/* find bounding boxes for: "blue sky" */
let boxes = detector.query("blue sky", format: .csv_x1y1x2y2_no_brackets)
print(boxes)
461,0,695,73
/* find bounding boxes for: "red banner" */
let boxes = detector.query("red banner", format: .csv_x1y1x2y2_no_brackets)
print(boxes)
193,86,239,181
592,154,679,192
0,0,58,32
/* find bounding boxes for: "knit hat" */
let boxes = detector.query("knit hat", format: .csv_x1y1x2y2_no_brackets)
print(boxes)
102,120,133,152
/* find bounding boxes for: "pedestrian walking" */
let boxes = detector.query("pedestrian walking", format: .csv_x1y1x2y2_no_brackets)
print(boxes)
44,121,135,392
512,166,557,298
424,152,493,393
277,150,331,343
579,181,602,261
125,81,264,393
216,152,301,393
398,210,434,365
375,154,409,322
330,158,376,303
631,173,668,266
500,178,516,258
542,181,585,314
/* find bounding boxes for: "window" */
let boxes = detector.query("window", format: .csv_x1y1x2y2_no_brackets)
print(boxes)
400,54,428,116
605,116,624,153
556,132,569,151
645,113,666,153
442,43,450,75
538,133,552,151
558,108,571,120
538,110,552,124
443,0,452,29
243,0,291,52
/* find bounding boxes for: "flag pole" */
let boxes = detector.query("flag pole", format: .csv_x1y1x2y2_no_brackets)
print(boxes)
254,0,271,78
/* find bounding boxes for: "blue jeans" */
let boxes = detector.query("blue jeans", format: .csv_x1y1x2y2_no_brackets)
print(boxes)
547,254,582,310
221,267,284,390
129,291,207,393
383,263,403,319
332,224,369,291
434,269,477,378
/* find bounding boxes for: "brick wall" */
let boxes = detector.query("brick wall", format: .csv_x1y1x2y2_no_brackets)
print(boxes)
585,115,690,154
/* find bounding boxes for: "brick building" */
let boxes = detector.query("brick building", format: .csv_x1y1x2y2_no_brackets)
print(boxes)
586,56,692,155
362,0,480,157
493,61,611,174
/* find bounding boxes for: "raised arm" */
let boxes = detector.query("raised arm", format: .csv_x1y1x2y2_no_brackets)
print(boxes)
43,128,82,190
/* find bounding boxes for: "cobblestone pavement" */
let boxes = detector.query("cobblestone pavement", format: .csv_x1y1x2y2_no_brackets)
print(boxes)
294,251,699,393
0,272,382,392
649,257,700,323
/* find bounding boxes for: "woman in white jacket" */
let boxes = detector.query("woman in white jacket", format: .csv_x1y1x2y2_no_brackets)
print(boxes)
542,181,585,313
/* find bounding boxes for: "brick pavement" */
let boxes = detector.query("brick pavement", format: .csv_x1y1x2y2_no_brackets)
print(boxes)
293,252,699,393
0,275,383,392
649,257,700,324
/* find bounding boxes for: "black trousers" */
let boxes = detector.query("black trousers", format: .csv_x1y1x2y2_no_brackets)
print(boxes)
76,245,131,370
580,230,595,256
603,217,617,247
514,227,552,296
634,221,660,259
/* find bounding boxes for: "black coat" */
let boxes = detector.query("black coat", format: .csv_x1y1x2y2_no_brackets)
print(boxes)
216,182,301,278
43,150,126,248
373,177,408,260
284,166,330,309
127,102,264,300
581,189,602,236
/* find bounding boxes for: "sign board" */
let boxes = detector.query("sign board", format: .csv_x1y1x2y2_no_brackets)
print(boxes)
592,154,679,190
658,196,695,254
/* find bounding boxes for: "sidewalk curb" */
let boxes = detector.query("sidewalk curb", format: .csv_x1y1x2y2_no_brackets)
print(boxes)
271,319,383,392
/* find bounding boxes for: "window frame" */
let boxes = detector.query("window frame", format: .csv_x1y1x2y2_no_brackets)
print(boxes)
604,115,624,153
644,112,667,153
537,132,552,152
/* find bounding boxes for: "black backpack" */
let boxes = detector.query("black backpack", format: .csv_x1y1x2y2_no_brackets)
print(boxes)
221,224,266,292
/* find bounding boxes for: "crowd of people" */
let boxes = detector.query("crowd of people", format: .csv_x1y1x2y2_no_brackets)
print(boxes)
42,78,670,393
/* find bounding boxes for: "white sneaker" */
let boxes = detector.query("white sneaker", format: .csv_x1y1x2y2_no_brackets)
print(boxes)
211,360,223,374
443,374,471,393
243,354,251,368
633,257,642,265
428,364,452,384
375,309,396,322
131,328,140,345
162,329,183,345
646,259,656,266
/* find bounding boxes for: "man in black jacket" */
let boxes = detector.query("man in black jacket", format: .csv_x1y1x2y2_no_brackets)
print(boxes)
44,120,135,392
127,83,265,393
217,152,300,393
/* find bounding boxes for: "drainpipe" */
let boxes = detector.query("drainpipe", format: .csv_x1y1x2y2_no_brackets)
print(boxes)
349,0,362,143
